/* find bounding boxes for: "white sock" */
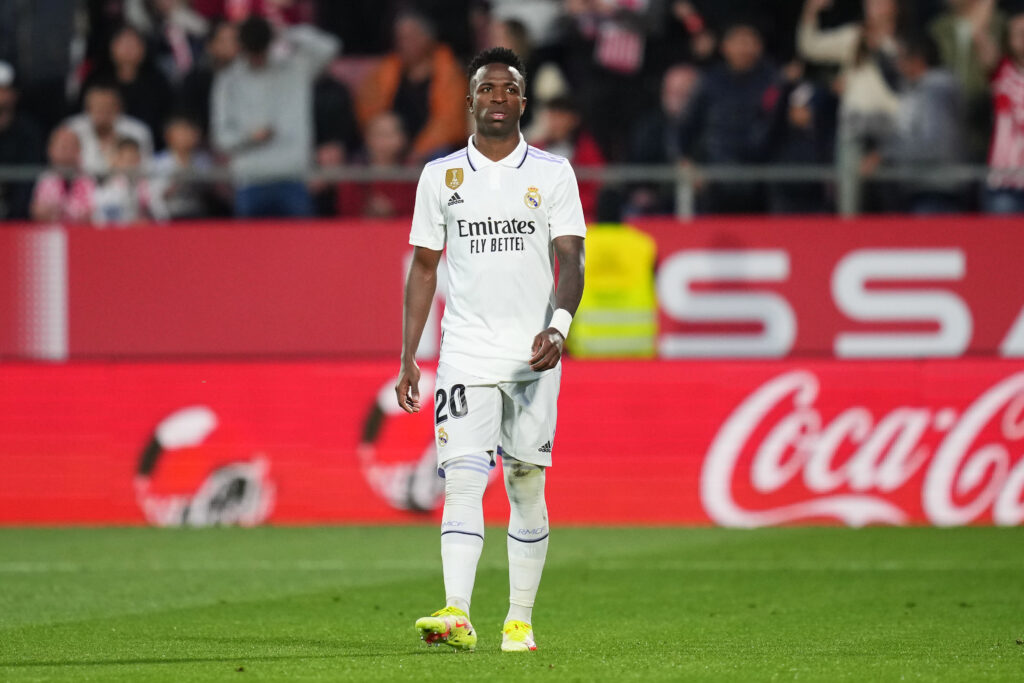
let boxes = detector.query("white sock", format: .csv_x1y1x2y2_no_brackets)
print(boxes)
504,458,548,625
439,454,490,617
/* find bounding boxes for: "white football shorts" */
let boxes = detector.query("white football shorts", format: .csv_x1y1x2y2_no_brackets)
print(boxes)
433,361,561,474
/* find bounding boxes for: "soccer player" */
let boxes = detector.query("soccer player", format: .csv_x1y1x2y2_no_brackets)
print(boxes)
395,47,586,653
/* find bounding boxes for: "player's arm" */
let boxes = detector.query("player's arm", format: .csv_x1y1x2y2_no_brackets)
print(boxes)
396,246,443,413
530,235,585,371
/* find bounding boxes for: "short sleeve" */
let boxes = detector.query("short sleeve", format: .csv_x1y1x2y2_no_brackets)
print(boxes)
548,160,587,239
409,167,446,250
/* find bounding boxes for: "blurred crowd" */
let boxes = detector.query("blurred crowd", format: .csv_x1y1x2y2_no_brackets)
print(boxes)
1,0,1024,224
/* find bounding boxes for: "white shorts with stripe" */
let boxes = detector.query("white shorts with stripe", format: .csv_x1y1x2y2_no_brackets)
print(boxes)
433,361,560,476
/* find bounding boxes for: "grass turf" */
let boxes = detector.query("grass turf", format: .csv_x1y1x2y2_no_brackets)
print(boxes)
0,527,1022,681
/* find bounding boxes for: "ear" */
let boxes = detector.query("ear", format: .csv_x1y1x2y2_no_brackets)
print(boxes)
521,96,527,115
466,94,473,112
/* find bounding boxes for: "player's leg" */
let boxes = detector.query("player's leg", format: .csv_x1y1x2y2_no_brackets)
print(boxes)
440,454,490,615
497,366,560,652
416,364,500,651
502,457,548,651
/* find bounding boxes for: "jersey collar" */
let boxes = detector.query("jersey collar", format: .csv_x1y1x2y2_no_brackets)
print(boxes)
465,134,529,171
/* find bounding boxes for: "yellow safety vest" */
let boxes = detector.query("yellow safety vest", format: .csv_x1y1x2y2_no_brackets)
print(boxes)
567,223,657,358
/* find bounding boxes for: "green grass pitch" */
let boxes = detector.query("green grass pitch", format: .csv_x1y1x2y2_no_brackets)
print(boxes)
1,526,1023,681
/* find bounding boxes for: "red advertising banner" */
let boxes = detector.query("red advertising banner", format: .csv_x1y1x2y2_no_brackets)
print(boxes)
2,359,1023,526
3,216,1024,359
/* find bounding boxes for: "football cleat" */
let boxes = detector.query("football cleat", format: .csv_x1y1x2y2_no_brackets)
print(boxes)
501,619,537,652
415,606,477,651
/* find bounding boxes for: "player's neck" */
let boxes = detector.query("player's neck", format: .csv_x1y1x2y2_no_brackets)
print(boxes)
472,129,521,162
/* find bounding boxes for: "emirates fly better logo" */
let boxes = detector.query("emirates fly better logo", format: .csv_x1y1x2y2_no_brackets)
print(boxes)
700,371,1024,527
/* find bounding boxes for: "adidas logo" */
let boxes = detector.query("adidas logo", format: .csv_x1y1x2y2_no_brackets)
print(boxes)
538,440,552,454
448,192,464,206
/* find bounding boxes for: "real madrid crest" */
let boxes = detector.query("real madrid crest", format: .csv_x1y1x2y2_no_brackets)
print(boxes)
437,427,449,446
524,186,542,209
445,169,464,190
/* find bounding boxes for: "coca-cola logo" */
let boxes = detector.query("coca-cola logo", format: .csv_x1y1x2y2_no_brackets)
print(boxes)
701,371,1024,527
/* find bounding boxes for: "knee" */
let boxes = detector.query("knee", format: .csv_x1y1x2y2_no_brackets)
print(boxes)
503,460,546,505
443,456,490,506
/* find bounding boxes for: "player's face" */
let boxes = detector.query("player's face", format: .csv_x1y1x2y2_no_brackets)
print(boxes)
467,63,526,139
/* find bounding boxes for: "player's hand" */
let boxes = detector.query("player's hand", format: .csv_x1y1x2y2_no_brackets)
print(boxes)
530,328,564,372
395,360,422,413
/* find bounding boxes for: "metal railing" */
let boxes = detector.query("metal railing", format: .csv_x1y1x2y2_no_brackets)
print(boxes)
0,162,1012,221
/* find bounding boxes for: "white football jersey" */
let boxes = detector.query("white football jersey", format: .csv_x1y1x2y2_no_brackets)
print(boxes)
409,134,587,382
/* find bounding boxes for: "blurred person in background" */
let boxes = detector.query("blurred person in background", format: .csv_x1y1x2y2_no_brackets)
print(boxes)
92,136,163,225
356,11,468,164
865,33,967,213
309,73,361,217
798,0,908,205
177,19,240,136
124,0,210,85
679,21,781,214
557,0,654,162
0,0,83,136
626,63,699,216
81,24,174,149
30,126,95,224
767,60,837,214
986,8,1024,214
66,81,154,176
149,114,217,219
530,95,606,221
929,0,1004,161
211,14,339,218
336,111,415,218
0,61,44,220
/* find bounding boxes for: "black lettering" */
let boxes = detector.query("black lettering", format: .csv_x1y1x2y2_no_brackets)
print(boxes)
526,220,536,234
449,384,468,418
457,219,469,237
435,388,448,424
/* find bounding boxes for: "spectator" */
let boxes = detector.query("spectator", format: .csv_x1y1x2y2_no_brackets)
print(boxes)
986,9,1024,214
557,1,654,161
310,75,361,217
875,34,966,213
929,0,1005,160
798,0,907,185
65,82,154,176
626,63,699,216
177,19,240,136
211,15,339,218
531,95,606,220
768,61,837,214
337,111,415,218
31,126,95,224
124,0,210,85
0,61,44,220
679,22,781,213
149,115,216,219
81,24,174,149
92,136,162,225
0,0,81,136
355,11,468,164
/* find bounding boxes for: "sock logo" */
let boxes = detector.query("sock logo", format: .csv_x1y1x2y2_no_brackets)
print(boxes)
538,440,552,454
448,192,464,206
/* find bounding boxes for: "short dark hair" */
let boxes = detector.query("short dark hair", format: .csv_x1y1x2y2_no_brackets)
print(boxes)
116,136,141,152
899,32,940,67
467,47,526,85
238,15,273,55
